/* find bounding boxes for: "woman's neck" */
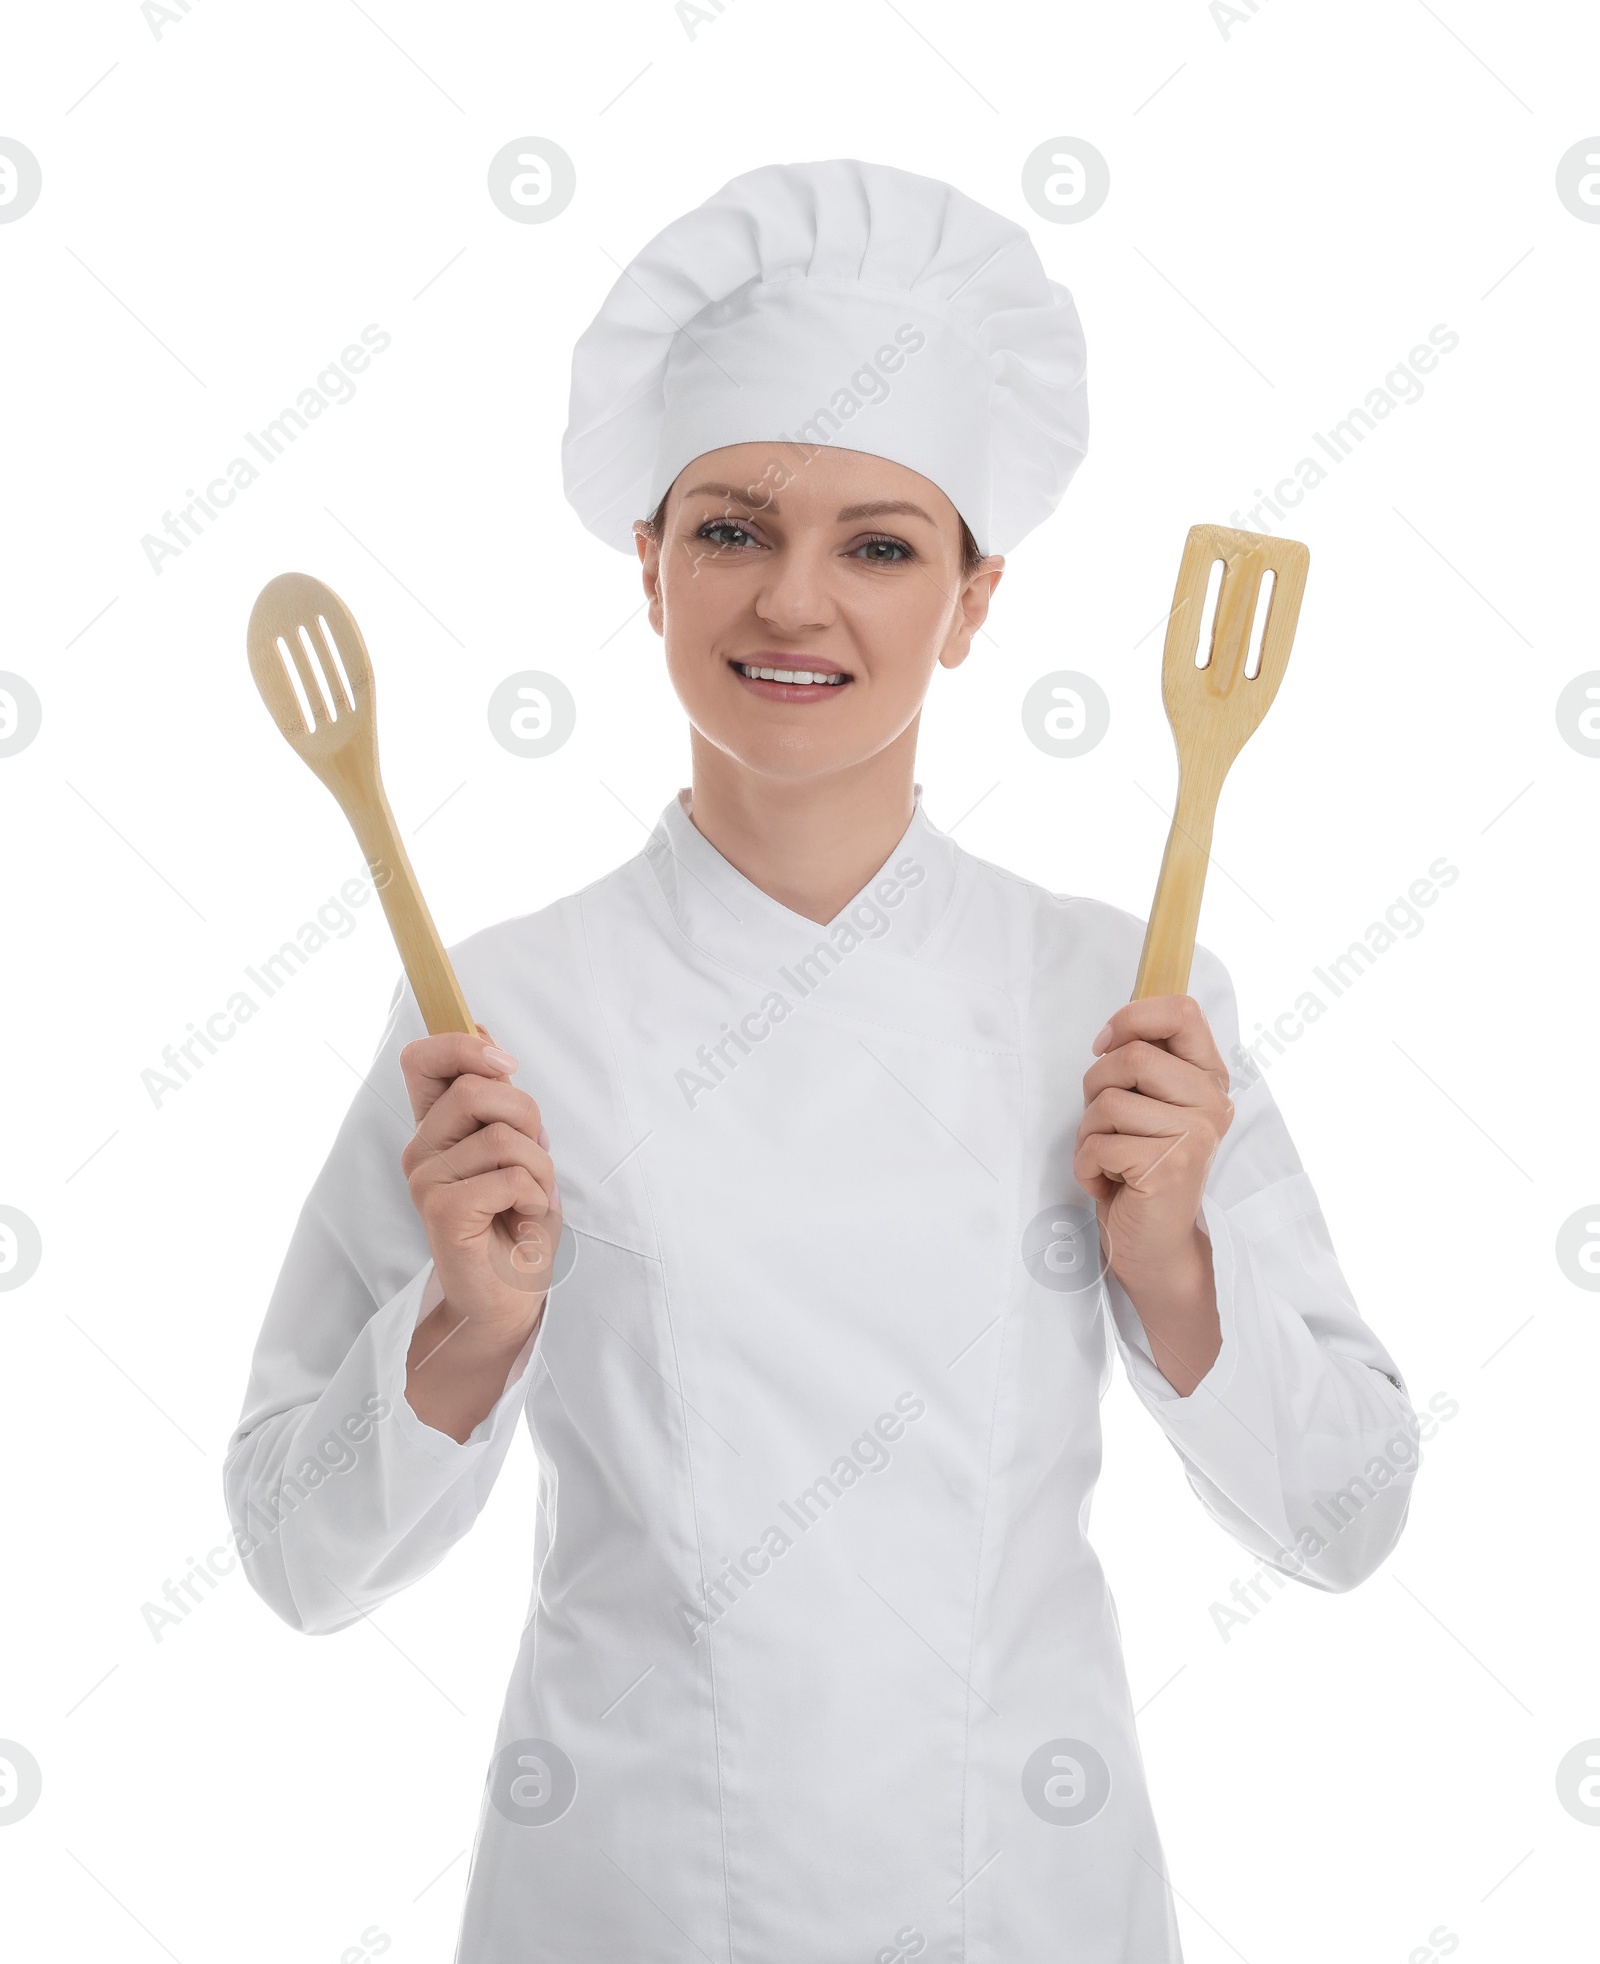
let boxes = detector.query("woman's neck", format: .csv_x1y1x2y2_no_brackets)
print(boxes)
684,722,920,925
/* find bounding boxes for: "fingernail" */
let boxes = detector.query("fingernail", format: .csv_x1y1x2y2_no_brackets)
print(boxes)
537,1124,550,1148
1092,1021,1115,1052
482,1045,519,1074
550,1180,563,1211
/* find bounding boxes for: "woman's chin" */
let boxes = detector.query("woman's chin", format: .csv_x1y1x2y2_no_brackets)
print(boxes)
719,736,864,782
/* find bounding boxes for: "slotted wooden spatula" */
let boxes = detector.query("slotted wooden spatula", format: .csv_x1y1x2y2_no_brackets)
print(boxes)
246,571,476,1036
1132,524,1309,1000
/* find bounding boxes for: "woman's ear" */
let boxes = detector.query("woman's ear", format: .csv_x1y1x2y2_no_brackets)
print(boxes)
634,521,666,635
938,557,1005,670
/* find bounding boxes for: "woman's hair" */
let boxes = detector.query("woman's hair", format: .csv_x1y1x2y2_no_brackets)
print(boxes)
640,488,985,574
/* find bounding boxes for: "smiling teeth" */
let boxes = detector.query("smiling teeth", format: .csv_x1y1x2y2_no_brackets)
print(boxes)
737,664,845,685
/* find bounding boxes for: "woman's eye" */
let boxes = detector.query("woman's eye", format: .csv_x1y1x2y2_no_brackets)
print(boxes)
854,535,912,562
698,520,758,548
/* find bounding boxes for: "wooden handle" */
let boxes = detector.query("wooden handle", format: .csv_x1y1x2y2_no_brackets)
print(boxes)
347,782,476,1036
1132,762,1223,1000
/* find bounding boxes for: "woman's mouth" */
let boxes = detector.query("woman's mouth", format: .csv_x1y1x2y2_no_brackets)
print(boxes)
730,658,850,702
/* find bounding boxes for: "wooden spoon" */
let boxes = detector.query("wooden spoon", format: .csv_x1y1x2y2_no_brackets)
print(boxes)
1132,524,1309,1000
246,572,476,1036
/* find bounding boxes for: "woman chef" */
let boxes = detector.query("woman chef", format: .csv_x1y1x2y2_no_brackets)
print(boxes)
225,159,1419,1962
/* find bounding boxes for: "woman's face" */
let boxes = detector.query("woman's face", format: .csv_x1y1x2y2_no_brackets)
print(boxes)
635,442,1003,784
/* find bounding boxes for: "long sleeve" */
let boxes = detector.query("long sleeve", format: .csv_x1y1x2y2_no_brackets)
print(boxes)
222,977,543,1635
1103,941,1419,1593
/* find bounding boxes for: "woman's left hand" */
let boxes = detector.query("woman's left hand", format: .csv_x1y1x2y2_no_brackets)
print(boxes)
1074,996,1234,1394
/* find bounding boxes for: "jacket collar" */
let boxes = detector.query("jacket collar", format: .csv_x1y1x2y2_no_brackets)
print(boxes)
642,782,960,979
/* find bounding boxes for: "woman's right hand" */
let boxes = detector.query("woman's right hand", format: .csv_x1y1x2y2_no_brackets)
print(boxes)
398,1030,562,1344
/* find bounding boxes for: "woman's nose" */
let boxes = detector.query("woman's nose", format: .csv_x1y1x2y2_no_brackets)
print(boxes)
753,550,836,634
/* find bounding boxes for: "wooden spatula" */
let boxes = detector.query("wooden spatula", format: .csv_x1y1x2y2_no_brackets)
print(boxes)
246,571,477,1036
1132,524,1309,1000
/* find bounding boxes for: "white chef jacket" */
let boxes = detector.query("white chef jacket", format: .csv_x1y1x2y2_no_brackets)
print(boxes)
224,785,1418,1964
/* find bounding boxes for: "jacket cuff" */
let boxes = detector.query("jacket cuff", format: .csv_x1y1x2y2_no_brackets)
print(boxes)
377,1261,545,1466
1105,1188,1242,1412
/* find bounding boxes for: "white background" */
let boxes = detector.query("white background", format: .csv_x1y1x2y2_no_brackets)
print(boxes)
1,1,1596,1959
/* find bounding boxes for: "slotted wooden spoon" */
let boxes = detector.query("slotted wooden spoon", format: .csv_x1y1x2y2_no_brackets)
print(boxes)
1132,524,1309,1000
246,571,476,1036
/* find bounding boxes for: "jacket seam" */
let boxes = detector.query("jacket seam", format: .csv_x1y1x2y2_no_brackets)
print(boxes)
956,876,1035,1962
575,883,738,1963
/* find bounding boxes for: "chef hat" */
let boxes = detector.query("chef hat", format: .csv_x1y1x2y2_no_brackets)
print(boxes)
562,158,1089,558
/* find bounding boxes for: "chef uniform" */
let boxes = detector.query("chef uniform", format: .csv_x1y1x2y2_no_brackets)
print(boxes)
225,160,1419,1963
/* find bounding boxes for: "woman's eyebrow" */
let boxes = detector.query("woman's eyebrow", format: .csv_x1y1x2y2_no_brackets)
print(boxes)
681,482,759,505
834,498,935,524
677,485,935,525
